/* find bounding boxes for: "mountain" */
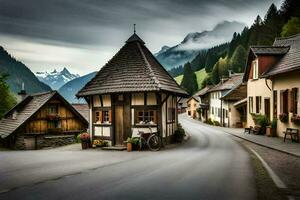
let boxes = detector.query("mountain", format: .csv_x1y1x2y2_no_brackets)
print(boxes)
155,21,246,70
58,71,97,103
0,46,51,94
36,67,80,90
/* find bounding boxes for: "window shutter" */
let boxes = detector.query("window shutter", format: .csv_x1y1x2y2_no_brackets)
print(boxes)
280,90,284,113
290,89,295,113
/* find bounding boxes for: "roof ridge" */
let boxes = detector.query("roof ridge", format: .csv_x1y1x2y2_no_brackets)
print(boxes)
137,42,161,89
31,90,55,96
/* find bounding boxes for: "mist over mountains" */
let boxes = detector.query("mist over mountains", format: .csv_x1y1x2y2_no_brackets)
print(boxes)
155,21,246,70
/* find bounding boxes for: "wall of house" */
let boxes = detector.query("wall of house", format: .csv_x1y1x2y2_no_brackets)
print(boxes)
247,78,272,127
272,71,300,137
24,99,86,134
186,98,199,119
228,102,241,127
209,91,222,124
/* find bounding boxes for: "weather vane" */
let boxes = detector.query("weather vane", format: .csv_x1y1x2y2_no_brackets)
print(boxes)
134,24,136,34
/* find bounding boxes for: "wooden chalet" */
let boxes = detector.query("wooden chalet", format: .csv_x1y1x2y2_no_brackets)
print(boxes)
0,91,88,150
76,33,188,146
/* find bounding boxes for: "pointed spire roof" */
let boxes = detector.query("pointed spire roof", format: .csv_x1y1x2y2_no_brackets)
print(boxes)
77,34,188,97
126,33,145,44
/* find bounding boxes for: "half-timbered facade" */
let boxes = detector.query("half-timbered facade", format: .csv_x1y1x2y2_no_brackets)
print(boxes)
77,33,188,146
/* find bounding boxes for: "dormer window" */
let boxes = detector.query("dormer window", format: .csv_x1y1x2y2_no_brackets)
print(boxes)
252,59,259,79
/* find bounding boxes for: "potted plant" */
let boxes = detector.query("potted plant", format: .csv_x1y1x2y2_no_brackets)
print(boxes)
291,115,300,125
79,133,90,149
125,137,134,152
279,113,288,123
251,114,269,134
266,119,277,137
174,123,186,143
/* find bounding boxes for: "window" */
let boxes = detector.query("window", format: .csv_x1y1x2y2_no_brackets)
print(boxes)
168,108,175,122
280,90,289,114
252,59,258,79
135,110,157,125
48,104,58,114
249,97,253,113
273,91,277,118
290,88,298,115
255,96,261,113
226,110,228,118
211,107,214,114
218,108,221,117
94,110,111,124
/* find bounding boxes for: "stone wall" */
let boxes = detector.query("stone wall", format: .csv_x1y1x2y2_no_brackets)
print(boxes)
12,134,76,150
36,135,76,149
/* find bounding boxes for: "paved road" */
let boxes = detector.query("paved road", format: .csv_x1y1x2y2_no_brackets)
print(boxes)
0,115,256,200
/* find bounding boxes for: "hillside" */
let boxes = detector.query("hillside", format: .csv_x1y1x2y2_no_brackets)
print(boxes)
58,71,97,103
175,69,207,89
0,46,51,94
155,21,245,70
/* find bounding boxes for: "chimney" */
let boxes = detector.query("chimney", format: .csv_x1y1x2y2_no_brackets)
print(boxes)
228,70,233,77
18,82,27,101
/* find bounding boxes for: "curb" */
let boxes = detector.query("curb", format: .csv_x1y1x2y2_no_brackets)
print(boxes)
184,116,300,158
225,131,300,158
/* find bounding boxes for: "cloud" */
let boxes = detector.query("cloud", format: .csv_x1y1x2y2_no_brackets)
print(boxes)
0,0,283,74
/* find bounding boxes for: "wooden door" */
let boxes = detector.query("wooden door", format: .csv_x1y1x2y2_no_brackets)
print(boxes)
115,105,124,146
265,98,270,120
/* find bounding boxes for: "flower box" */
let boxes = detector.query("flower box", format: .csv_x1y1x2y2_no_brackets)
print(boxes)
279,113,288,123
47,114,60,121
291,115,300,125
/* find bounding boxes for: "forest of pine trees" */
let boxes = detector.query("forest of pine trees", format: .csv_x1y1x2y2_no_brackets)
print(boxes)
0,74,16,119
179,0,300,94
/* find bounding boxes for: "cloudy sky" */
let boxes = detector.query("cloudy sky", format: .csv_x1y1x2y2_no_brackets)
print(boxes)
0,0,282,75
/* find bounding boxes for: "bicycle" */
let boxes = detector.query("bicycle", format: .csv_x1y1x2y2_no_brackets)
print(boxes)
137,126,162,151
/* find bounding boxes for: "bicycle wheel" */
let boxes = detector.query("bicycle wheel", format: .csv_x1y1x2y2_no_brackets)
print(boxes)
139,137,147,151
147,135,162,151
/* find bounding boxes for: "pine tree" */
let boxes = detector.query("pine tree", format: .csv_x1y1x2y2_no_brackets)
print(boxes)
211,62,220,85
0,73,17,119
181,62,198,95
281,17,300,37
230,45,247,73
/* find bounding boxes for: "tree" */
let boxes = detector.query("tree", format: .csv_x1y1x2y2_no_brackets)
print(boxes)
281,17,300,37
180,62,198,95
280,0,300,21
0,73,17,118
211,62,220,85
230,45,247,73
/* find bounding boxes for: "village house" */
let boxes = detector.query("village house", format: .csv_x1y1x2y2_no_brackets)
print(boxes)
194,86,212,122
261,34,300,137
220,82,247,128
76,33,188,146
177,98,188,114
186,96,200,119
243,34,300,134
0,91,88,150
207,74,243,127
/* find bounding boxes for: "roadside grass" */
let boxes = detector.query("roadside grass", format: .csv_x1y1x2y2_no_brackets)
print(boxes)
243,143,288,200
174,68,207,89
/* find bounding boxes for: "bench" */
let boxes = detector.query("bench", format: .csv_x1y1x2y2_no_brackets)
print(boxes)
244,126,261,135
283,128,299,143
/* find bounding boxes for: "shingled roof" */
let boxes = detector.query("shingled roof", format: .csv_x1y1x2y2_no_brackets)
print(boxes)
0,91,88,138
250,46,290,55
208,74,243,92
263,34,300,77
76,33,188,97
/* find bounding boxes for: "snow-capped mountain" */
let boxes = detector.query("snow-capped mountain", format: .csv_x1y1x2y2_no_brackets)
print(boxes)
155,21,246,70
36,67,80,90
